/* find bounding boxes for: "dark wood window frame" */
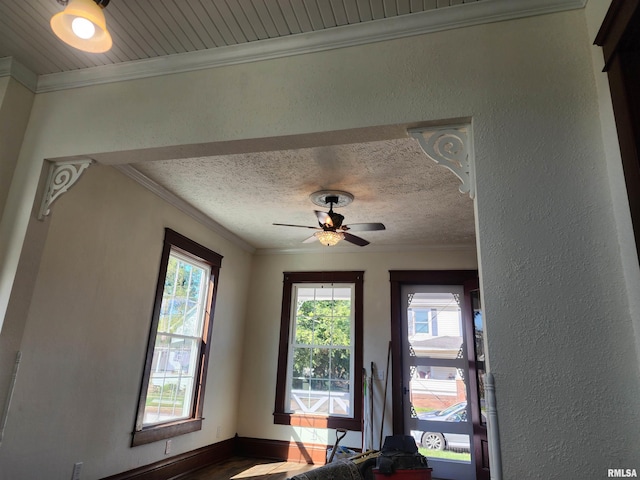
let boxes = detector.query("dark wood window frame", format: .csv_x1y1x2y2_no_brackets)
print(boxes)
274,271,364,431
595,0,640,265
132,228,223,447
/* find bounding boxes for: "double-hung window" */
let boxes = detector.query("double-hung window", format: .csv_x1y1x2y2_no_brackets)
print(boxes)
133,229,222,446
274,272,363,431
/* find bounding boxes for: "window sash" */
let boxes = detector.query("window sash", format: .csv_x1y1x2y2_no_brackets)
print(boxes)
286,283,355,418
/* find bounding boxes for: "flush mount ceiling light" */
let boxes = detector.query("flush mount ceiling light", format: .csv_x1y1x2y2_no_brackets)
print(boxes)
51,0,112,53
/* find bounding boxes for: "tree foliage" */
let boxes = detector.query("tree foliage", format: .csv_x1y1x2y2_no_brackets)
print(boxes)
160,255,205,336
291,299,352,392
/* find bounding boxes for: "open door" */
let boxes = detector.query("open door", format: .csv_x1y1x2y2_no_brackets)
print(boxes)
465,279,489,480
390,271,488,480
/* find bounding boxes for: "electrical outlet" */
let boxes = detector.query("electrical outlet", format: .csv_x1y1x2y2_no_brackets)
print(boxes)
165,440,172,455
377,370,385,381
71,462,82,480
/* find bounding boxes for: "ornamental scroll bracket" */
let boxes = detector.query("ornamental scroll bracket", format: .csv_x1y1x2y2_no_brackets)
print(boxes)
409,127,475,199
38,159,94,220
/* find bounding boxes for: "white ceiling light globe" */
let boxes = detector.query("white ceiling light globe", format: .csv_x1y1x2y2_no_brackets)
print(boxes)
71,16,95,39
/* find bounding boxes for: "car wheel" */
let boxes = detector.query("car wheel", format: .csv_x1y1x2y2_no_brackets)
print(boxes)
422,432,445,450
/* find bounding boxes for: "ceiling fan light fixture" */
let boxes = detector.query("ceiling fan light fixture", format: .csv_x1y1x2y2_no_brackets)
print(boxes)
314,230,344,246
51,0,112,53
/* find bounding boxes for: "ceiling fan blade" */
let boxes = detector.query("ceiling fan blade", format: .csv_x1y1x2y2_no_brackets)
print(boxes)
344,222,386,232
315,210,333,227
343,232,370,247
302,235,318,243
273,223,321,230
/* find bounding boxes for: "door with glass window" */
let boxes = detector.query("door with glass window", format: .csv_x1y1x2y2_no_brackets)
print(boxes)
399,281,487,480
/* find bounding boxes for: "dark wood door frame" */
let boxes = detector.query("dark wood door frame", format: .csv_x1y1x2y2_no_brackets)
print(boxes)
595,0,640,265
389,270,478,434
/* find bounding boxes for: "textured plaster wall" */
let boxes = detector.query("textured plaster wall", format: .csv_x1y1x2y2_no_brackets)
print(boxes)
0,165,252,480
0,6,639,480
238,250,478,450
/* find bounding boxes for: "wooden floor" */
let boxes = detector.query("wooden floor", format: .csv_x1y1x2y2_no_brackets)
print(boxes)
177,456,319,480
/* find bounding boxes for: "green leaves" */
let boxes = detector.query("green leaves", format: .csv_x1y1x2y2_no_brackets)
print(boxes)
292,299,352,387
294,300,351,346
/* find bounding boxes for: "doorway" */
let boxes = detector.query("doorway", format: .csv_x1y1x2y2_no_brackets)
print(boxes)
390,271,487,480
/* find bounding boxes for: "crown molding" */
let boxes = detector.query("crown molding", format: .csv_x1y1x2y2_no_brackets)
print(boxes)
113,165,256,254
0,58,38,92
25,0,586,93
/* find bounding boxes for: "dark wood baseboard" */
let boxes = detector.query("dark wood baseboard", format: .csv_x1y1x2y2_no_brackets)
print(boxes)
237,437,329,465
100,436,333,479
101,437,236,480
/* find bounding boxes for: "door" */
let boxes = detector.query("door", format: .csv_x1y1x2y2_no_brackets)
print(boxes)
399,282,487,480
466,280,489,480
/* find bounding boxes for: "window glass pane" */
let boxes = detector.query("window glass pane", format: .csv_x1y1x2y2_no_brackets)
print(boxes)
472,290,486,425
411,429,472,463
294,315,314,345
332,312,351,346
311,347,330,380
160,255,208,338
144,337,199,425
409,368,467,419
407,292,463,359
331,348,350,381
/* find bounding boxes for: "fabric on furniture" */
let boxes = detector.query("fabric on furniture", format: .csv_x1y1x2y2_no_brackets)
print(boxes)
287,460,362,480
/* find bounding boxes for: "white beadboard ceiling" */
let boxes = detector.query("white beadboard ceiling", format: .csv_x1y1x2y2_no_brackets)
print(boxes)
1,0,585,253
1,0,486,77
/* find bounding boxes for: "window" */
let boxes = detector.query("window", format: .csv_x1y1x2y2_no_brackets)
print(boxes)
132,229,222,446
274,271,363,431
409,308,430,335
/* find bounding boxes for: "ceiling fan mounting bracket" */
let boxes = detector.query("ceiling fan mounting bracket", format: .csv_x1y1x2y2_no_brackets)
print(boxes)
309,190,354,208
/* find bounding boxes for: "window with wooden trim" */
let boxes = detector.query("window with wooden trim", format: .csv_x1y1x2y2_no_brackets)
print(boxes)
274,271,363,431
132,229,222,446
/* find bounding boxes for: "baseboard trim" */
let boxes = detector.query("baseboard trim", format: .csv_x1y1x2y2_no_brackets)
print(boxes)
101,437,236,480
100,436,336,479
237,437,329,465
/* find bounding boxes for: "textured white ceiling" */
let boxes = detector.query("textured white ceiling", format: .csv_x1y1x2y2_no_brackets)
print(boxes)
132,136,475,251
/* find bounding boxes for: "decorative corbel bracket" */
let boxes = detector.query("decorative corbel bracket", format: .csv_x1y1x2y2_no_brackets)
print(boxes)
38,159,94,220
409,126,475,199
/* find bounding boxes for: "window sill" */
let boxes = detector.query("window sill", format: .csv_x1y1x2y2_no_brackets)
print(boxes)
273,412,361,431
132,418,202,446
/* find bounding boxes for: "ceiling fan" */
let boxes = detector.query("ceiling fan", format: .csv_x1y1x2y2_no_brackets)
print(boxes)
273,191,385,246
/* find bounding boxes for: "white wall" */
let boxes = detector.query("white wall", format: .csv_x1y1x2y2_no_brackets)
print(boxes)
0,76,33,225
238,249,477,449
0,5,639,479
0,165,252,479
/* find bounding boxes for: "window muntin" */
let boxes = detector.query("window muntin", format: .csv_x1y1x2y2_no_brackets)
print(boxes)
133,229,222,446
287,284,354,417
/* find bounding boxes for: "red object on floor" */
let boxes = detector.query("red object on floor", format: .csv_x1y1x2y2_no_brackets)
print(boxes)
372,468,433,480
